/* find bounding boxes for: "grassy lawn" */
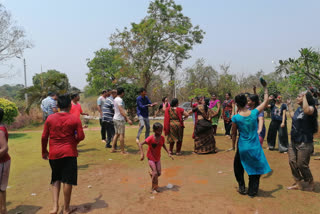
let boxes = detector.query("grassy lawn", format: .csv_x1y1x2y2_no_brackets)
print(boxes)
6,118,320,214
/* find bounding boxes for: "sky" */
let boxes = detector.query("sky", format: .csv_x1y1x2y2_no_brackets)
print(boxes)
0,0,319,89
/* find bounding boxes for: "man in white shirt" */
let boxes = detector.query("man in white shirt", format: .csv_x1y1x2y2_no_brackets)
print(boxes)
111,87,132,154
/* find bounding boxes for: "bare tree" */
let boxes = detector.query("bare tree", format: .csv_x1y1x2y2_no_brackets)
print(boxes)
0,4,32,62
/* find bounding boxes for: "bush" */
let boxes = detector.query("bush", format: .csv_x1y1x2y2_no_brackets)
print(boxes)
8,108,43,129
0,98,18,124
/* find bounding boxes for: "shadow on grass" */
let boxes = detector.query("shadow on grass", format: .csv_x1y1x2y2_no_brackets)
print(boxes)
73,194,108,213
78,144,85,148
78,164,96,170
78,148,99,153
178,150,193,156
126,145,140,154
308,181,320,193
258,184,283,198
9,133,27,139
8,205,42,214
158,184,181,192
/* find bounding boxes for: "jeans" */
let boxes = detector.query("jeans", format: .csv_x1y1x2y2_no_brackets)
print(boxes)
288,141,313,182
267,120,288,152
99,119,107,140
104,121,115,145
136,116,150,140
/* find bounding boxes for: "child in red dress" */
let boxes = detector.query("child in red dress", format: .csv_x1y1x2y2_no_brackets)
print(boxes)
138,122,173,193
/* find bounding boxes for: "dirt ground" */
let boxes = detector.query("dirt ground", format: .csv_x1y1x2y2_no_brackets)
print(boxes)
6,120,320,214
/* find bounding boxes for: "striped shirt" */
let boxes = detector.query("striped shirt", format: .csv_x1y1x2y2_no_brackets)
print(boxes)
102,96,114,122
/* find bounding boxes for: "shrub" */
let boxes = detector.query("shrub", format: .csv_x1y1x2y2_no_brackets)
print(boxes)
0,98,18,124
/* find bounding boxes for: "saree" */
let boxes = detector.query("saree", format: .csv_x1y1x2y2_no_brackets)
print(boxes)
194,105,216,154
164,107,184,144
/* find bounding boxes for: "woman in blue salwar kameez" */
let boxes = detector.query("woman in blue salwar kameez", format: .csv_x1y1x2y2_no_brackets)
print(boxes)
231,81,271,197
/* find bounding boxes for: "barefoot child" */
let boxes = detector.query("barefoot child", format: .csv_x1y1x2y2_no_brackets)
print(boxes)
0,108,10,214
139,122,173,193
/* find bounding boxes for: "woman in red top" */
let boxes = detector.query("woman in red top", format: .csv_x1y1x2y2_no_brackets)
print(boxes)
42,94,85,214
164,98,189,155
139,123,173,193
0,108,10,214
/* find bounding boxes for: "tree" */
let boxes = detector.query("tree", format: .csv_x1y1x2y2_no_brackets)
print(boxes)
86,48,123,96
0,84,24,100
0,4,32,63
215,64,238,99
0,98,18,124
20,70,72,112
120,83,140,120
110,0,205,89
184,58,218,94
276,48,320,93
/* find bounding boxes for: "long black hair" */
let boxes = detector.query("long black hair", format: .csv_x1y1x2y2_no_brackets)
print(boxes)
170,98,179,107
204,98,210,112
235,94,247,108
305,92,318,133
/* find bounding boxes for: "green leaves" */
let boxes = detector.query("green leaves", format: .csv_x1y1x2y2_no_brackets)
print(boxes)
110,0,205,89
0,98,18,124
20,70,72,112
277,47,320,93
86,48,124,96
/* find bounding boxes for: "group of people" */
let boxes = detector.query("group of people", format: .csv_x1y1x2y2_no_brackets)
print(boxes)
136,84,319,196
0,82,317,213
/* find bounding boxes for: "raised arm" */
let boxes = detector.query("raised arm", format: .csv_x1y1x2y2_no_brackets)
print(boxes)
303,93,315,115
253,85,257,95
286,99,294,118
256,86,269,113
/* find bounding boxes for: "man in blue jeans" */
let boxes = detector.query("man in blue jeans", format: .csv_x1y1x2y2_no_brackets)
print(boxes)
136,88,157,143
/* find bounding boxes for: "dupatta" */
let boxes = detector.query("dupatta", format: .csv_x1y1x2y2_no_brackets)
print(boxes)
164,107,184,136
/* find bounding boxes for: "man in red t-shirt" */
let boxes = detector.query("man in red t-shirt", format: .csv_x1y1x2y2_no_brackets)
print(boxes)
138,122,173,193
42,94,85,214
70,93,89,118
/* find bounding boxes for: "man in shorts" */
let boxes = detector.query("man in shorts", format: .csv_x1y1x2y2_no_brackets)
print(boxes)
111,87,133,154
42,94,85,214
